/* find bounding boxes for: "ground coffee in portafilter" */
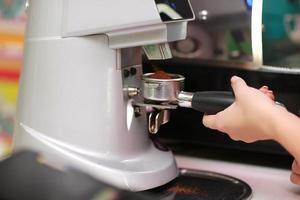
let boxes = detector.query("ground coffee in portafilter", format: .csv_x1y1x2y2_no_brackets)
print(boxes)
150,66,172,79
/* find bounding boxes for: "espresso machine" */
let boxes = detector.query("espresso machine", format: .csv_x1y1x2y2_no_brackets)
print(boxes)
13,0,197,191
7,1,300,199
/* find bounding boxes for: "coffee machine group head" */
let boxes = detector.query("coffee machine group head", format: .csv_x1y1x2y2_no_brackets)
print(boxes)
14,0,194,191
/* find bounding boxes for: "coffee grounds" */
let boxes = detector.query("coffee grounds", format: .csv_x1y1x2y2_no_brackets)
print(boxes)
150,70,171,79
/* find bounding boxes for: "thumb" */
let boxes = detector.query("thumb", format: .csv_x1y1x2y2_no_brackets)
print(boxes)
231,76,247,97
202,114,218,130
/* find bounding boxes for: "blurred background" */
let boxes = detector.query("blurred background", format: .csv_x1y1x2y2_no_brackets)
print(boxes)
0,0,26,157
262,0,300,68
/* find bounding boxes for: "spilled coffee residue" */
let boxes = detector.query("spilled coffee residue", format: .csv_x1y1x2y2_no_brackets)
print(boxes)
167,183,206,196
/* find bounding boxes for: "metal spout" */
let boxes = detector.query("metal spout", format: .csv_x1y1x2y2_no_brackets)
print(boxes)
142,43,173,60
148,109,170,134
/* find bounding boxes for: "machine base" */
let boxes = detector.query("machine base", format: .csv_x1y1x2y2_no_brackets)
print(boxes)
13,123,179,191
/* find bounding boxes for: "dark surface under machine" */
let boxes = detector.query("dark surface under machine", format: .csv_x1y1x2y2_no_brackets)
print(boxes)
141,169,252,200
0,151,253,200
143,59,300,162
0,151,155,200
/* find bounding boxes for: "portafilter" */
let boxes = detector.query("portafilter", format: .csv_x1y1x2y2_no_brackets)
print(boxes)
142,73,235,115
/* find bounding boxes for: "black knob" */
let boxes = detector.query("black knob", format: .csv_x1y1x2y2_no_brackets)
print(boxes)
123,69,130,78
130,67,137,76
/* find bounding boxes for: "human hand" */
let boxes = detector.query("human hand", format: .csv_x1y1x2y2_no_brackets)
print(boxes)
291,160,300,185
202,76,283,143
259,86,275,100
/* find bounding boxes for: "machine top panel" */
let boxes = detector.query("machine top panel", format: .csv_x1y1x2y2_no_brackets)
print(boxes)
154,0,194,22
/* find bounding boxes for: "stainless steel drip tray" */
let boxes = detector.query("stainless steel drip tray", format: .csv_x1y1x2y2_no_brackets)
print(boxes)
141,168,252,200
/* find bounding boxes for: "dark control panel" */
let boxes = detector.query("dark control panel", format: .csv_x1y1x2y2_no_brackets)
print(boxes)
154,0,194,22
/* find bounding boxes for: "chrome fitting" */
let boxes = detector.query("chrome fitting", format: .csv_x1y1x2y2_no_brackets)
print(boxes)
177,91,194,108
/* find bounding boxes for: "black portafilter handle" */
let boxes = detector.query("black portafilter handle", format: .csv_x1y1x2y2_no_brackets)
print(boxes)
192,91,235,114
178,91,235,115
178,91,285,114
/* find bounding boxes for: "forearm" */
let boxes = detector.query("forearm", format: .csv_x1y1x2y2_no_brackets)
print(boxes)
272,109,300,162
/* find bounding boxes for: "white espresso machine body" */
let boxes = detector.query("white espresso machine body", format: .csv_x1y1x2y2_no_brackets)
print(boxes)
14,0,194,191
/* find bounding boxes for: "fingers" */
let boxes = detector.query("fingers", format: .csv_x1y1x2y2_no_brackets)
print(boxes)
265,90,275,100
203,111,228,132
291,160,300,185
291,173,300,185
202,114,218,130
230,76,247,97
292,160,300,175
259,86,275,100
259,86,269,93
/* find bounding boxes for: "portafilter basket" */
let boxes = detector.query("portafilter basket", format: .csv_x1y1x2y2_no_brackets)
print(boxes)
142,73,185,102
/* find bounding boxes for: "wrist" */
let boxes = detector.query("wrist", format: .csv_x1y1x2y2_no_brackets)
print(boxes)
270,106,293,141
